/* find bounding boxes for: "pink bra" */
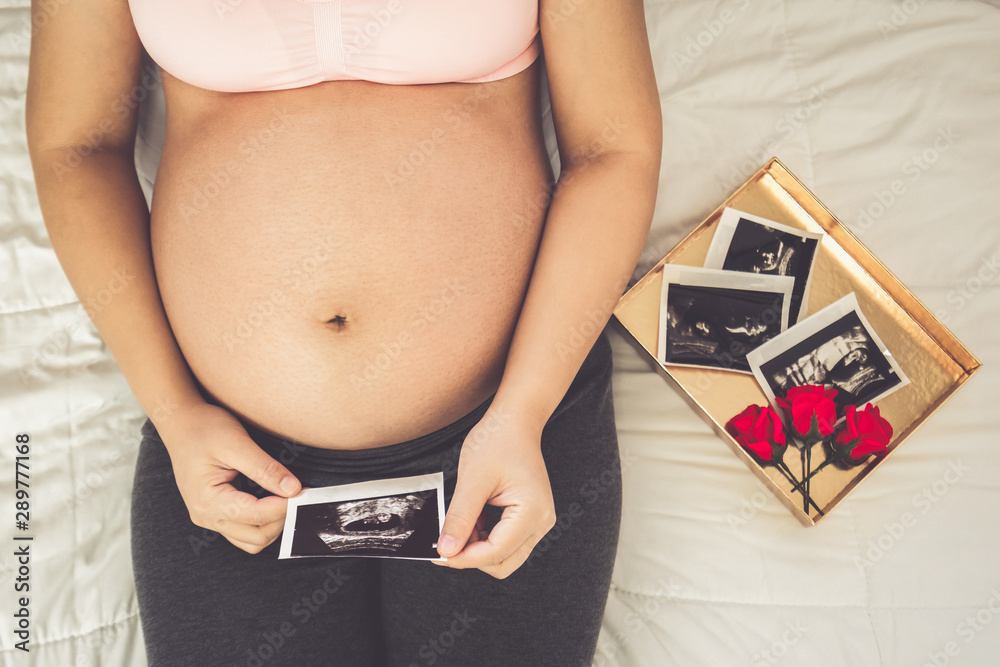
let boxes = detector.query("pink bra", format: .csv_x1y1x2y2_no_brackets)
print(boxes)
127,0,541,92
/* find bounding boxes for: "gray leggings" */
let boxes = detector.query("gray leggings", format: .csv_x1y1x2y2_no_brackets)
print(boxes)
130,330,622,667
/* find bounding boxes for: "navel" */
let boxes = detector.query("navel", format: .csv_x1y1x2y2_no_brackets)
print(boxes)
325,313,350,331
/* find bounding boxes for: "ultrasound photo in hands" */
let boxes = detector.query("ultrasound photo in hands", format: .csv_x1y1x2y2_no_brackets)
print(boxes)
279,473,447,561
290,490,440,559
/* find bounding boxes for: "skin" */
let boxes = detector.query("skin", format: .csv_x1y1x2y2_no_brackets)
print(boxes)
25,0,661,579
434,0,662,577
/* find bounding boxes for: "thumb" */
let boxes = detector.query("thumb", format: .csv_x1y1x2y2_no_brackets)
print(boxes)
228,438,301,498
439,475,490,557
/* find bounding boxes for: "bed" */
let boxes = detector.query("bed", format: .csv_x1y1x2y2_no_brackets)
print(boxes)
2,1,998,665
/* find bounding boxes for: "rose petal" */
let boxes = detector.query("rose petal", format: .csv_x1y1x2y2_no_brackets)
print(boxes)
851,439,887,460
836,406,860,445
727,405,760,436
765,408,786,445
742,437,773,462
815,400,837,437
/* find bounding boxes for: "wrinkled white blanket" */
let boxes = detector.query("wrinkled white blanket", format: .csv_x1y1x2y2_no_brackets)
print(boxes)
1,1,998,665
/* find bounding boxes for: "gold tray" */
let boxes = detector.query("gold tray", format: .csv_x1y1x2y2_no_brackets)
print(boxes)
612,157,981,525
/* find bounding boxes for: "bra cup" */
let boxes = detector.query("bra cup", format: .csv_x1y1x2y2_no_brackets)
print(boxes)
126,0,541,92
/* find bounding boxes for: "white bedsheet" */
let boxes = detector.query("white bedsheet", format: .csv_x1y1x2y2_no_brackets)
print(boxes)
2,1,998,665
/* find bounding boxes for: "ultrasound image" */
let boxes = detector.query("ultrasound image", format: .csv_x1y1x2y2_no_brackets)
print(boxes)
665,284,785,372
722,218,819,324
290,489,440,558
759,312,901,409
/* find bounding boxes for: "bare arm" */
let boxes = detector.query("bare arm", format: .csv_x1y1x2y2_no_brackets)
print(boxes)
492,0,663,425
26,0,300,554
25,0,202,431
433,0,661,577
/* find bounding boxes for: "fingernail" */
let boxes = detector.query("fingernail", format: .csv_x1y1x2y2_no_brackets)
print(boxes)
438,535,456,555
279,477,297,494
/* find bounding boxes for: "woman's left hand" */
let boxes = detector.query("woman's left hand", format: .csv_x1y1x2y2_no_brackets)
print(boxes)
432,405,556,579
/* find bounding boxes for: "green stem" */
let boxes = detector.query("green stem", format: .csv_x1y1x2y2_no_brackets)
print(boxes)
805,443,813,516
778,460,824,516
788,458,834,495
799,446,807,513
774,462,798,488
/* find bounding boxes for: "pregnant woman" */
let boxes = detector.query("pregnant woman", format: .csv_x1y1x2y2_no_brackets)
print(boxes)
26,0,661,664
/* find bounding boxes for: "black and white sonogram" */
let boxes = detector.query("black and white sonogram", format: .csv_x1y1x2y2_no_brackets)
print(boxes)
657,266,793,373
279,473,446,561
704,208,822,325
748,293,910,412
664,285,786,372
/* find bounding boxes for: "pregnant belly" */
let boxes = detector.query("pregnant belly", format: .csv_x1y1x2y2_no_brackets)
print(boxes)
150,71,552,448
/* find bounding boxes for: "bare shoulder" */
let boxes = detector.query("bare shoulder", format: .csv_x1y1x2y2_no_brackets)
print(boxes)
538,0,662,165
26,0,146,156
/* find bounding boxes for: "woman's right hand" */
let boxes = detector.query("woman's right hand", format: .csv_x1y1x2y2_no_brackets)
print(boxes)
155,400,303,554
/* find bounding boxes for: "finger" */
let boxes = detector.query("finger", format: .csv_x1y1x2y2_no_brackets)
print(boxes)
223,533,278,555
435,507,534,569
211,485,290,527
436,511,488,562
478,534,540,580
473,511,488,542
224,436,301,498
460,511,489,546
437,476,493,558
215,516,286,549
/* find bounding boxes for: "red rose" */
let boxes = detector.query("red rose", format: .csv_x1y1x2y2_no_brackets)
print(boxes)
726,405,787,465
776,385,838,445
830,404,893,466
